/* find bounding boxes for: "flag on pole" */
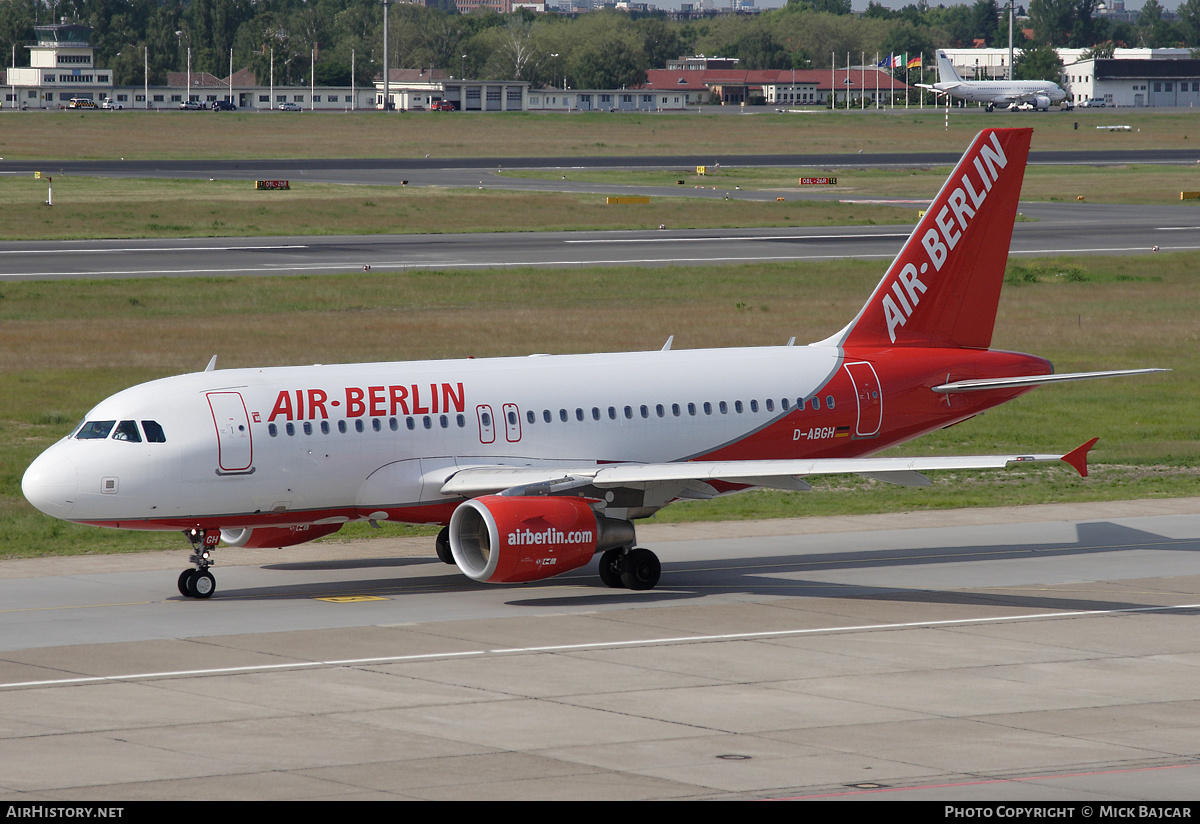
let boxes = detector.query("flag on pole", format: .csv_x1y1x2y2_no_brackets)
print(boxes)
907,55,922,69
892,54,905,68
877,55,892,68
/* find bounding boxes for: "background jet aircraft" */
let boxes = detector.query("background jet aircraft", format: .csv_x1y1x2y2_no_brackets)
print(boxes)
918,50,1068,111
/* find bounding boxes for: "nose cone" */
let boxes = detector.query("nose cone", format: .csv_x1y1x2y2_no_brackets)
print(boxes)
22,449,78,519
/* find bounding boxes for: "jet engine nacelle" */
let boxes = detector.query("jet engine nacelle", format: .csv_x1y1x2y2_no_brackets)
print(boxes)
1035,94,1051,111
220,522,343,548
449,495,635,584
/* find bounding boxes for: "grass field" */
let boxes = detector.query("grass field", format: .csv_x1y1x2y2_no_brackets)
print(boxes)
1,253,1193,559
1,107,1198,160
0,176,917,240
504,163,1200,206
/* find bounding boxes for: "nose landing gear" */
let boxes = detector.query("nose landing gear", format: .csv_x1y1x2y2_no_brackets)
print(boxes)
178,528,218,598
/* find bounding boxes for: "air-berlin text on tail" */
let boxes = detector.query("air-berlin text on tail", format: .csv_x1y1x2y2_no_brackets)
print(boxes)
883,131,1009,343
267,383,466,422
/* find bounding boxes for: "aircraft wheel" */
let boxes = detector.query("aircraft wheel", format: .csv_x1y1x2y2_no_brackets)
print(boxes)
986,103,994,112
598,548,625,588
178,569,196,597
620,548,661,591
188,569,216,599
435,526,454,564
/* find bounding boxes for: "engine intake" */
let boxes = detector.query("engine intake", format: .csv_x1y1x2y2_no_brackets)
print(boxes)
449,495,635,583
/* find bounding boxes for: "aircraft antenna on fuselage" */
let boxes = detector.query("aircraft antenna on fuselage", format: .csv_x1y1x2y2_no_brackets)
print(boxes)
204,355,218,372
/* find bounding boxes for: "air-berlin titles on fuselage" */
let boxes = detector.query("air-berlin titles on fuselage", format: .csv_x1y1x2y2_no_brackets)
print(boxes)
268,382,467,422
881,131,1009,344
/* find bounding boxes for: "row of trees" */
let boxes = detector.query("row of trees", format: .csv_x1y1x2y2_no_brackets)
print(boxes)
2,0,1199,91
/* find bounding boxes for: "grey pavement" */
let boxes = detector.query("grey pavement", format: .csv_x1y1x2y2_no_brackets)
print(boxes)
3,498,1200,800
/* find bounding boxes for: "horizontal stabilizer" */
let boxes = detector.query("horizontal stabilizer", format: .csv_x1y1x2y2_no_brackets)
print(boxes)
932,368,1168,394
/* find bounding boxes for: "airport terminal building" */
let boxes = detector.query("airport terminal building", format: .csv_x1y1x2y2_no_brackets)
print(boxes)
5,23,114,108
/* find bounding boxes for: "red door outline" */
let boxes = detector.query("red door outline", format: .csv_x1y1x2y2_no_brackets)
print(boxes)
502,403,522,443
477,404,495,444
207,391,254,472
843,362,882,438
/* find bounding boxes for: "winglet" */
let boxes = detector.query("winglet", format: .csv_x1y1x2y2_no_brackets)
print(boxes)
1061,438,1099,478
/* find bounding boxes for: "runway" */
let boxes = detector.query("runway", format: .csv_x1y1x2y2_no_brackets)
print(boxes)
3,499,1199,800
1,201,1196,281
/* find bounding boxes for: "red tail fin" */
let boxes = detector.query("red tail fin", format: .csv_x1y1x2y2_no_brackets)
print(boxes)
836,128,1032,350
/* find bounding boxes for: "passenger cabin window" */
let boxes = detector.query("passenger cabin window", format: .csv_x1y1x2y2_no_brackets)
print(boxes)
76,420,116,439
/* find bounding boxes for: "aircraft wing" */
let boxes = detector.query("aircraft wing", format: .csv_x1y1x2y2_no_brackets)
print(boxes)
439,439,1098,498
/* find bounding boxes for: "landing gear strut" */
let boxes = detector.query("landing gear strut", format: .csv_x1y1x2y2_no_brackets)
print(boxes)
179,528,218,598
598,546,661,591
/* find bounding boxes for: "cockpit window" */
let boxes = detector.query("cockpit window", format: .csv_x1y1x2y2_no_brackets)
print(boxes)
141,420,166,443
113,420,142,442
75,420,115,440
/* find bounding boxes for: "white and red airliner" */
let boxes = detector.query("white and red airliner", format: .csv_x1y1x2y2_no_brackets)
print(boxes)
22,128,1161,598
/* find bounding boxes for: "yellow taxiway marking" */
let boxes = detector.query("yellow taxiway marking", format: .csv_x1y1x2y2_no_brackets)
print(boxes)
313,595,390,603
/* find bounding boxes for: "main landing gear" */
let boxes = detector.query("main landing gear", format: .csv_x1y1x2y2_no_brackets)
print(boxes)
435,526,455,565
178,527,218,599
598,547,661,591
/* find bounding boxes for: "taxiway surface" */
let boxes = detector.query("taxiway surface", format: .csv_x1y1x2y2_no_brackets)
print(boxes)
3,499,1199,800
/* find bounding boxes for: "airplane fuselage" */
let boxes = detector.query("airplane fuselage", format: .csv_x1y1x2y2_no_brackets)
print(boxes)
937,80,1067,107
23,344,1048,532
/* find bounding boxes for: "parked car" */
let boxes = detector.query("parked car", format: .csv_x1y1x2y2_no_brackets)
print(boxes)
278,102,302,111
68,98,98,109
431,100,456,111
212,100,237,112
179,100,203,110
1078,98,1107,108
100,100,123,110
